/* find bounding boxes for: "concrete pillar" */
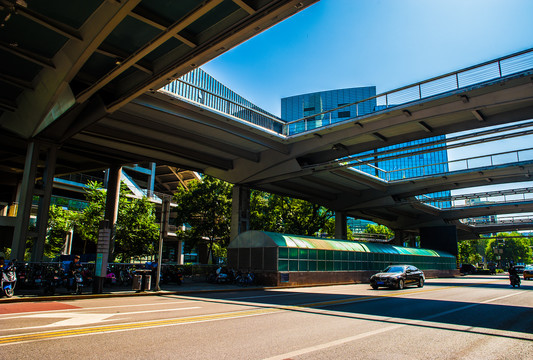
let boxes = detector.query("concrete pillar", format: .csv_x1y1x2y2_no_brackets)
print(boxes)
176,240,183,265
155,196,170,291
392,229,406,246
105,166,121,257
11,141,39,260
335,211,347,240
32,145,57,262
419,225,458,255
94,166,121,294
230,185,250,241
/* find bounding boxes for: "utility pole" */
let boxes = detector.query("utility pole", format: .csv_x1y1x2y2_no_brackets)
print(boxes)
155,195,170,291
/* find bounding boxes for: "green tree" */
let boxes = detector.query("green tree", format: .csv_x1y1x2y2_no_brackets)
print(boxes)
249,191,333,236
77,181,106,253
485,232,532,265
458,239,482,265
363,224,394,238
46,205,77,258
114,194,159,261
76,181,159,260
173,176,232,263
321,217,354,240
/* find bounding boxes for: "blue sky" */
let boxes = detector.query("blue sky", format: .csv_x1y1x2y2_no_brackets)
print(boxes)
203,0,533,117
202,0,533,201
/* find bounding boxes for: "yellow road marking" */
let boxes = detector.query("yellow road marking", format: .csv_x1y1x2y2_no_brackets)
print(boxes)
0,278,503,345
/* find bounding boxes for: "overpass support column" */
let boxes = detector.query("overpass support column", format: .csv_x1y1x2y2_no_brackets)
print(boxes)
94,166,121,294
335,212,347,240
231,185,250,241
11,141,57,261
392,229,405,246
11,141,39,260
419,225,458,256
32,145,57,262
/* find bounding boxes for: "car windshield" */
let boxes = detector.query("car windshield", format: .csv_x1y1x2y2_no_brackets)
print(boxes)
525,265,533,270
383,266,405,273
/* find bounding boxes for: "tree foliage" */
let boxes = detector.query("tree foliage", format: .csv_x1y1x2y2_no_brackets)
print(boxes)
77,181,106,252
172,179,334,262
76,180,159,260
115,193,159,261
173,176,232,262
249,191,333,236
363,224,394,238
458,239,483,265
46,205,76,258
485,232,532,264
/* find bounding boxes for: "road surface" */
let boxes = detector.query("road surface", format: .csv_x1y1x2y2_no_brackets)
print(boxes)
1,275,532,359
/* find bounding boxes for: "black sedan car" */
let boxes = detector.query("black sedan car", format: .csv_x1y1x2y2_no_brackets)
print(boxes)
370,265,425,290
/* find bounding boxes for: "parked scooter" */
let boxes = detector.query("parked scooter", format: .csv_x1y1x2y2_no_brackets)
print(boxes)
73,268,84,294
42,265,62,296
1,260,17,297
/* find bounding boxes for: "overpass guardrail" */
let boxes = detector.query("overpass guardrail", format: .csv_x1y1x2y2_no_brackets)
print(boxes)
159,47,533,136
285,47,533,135
350,147,533,182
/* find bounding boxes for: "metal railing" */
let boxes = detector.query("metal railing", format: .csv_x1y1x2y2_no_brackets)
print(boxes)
418,188,533,209
157,48,533,137
160,68,284,133
285,47,533,135
352,147,533,182
461,215,533,226
56,173,105,185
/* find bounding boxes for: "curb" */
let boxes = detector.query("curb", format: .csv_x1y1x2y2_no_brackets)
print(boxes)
0,281,360,304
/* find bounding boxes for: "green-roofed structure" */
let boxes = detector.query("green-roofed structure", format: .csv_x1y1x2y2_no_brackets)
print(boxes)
228,231,458,286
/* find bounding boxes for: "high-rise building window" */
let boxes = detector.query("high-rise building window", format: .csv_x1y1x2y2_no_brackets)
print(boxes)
338,111,350,118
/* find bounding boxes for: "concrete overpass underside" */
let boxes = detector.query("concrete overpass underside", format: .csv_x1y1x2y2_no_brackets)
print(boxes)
32,68,533,240
0,0,532,253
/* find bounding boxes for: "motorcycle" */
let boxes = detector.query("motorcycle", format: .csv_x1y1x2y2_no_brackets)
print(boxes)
238,271,255,287
42,265,62,296
1,260,17,298
73,268,84,294
510,273,521,288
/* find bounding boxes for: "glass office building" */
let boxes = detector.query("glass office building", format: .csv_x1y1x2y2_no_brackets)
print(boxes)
281,87,377,133
282,88,451,216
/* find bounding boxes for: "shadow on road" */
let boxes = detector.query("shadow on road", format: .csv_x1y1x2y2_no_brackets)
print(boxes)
161,276,533,341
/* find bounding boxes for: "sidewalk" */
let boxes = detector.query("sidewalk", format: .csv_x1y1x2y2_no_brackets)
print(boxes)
0,278,264,303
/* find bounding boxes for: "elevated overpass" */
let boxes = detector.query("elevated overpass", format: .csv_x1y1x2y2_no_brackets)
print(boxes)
1,1,532,259
41,50,533,243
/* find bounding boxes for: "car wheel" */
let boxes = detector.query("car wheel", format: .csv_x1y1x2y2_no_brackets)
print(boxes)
371,284,378,290
397,279,404,290
418,278,424,288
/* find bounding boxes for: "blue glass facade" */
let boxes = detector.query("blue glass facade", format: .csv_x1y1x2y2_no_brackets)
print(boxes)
282,88,451,210
282,87,377,134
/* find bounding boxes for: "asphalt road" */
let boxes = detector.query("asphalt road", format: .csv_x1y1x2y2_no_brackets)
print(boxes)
1,275,532,359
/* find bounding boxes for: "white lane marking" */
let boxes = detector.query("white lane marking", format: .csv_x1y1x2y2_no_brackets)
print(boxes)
0,300,195,318
225,292,305,301
262,291,527,360
263,324,404,360
0,306,201,331
0,309,276,347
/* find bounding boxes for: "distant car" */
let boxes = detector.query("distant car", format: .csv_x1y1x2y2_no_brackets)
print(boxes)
370,265,424,290
514,265,525,274
460,264,477,275
522,265,533,280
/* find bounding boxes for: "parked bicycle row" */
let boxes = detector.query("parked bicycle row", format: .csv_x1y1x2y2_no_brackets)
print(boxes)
206,266,256,287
